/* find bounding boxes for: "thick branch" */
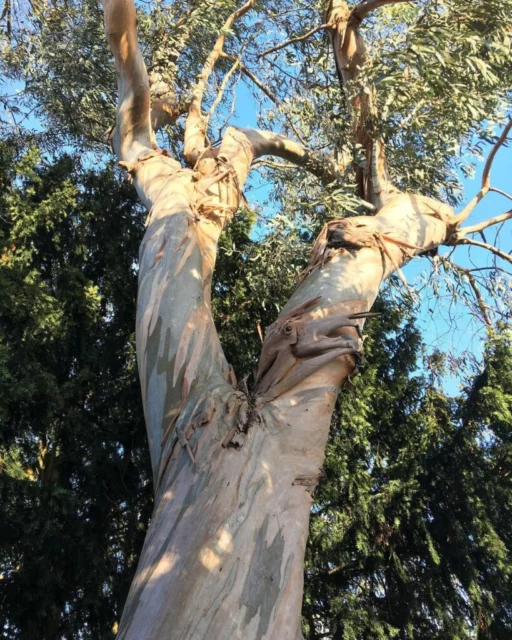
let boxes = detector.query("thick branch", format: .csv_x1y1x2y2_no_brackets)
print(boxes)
236,127,345,185
457,210,512,237
184,0,256,165
103,0,154,163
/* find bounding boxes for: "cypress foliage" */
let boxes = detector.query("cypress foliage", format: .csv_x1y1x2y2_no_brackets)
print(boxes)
0,141,152,638
303,318,512,639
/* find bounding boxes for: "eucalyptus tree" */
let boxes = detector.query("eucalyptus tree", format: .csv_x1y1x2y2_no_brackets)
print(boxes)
1,0,511,638
94,0,512,637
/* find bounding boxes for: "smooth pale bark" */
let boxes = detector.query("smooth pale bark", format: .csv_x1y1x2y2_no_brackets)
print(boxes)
118,189,454,640
100,1,467,638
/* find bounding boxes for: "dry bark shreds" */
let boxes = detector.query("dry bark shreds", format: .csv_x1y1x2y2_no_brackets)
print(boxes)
303,217,422,295
255,297,379,400
193,155,241,223
118,148,171,175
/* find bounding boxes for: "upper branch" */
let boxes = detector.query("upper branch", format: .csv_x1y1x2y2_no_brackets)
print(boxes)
184,0,256,165
456,211,512,237
352,0,414,21
103,0,155,163
235,127,346,186
326,0,399,208
454,120,512,225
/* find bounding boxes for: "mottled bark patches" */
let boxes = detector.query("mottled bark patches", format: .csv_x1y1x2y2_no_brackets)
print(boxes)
118,465,214,639
240,515,291,640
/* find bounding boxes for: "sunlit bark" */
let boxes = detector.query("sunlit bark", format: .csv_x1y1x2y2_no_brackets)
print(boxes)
100,0,507,638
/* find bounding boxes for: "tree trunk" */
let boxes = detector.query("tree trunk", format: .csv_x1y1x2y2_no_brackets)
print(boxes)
99,1,477,638
117,185,453,638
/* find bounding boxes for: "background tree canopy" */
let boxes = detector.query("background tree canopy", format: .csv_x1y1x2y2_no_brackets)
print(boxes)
0,0,511,638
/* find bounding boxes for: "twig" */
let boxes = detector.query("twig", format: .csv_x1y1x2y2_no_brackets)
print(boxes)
449,262,491,327
455,237,512,265
222,53,307,145
258,22,331,58
207,57,241,121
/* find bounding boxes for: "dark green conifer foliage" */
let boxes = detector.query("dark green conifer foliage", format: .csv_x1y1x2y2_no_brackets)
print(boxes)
0,141,152,639
303,319,512,639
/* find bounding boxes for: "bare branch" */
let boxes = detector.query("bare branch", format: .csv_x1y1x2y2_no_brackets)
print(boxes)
457,210,512,237
490,187,512,202
207,58,241,121
258,22,331,58
455,120,512,224
454,237,512,265
184,0,256,165
222,53,307,145
353,0,415,21
482,120,512,189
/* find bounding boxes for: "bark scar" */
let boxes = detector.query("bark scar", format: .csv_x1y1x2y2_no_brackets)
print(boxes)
292,470,325,495
254,296,379,400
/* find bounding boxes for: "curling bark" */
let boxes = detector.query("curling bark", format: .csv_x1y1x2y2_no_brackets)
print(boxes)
101,0,507,638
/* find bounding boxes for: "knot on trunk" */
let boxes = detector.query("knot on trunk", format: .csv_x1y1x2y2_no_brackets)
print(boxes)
221,391,260,450
254,296,379,401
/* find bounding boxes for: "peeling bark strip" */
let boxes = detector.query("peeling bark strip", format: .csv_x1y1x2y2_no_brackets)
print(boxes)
254,296,380,401
100,0,511,637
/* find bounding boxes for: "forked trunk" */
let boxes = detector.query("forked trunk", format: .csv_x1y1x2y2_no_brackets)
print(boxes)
99,0,480,637
117,185,453,639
